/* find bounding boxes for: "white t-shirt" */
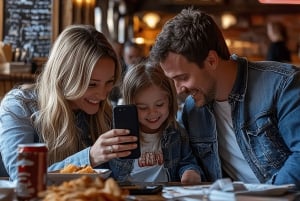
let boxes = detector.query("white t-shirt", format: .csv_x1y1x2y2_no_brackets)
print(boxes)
214,101,259,183
129,132,168,182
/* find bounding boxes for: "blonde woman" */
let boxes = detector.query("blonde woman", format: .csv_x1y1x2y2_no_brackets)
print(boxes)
0,25,138,180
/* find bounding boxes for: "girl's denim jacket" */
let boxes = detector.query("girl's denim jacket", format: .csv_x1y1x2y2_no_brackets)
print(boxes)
180,54,300,189
101,126,202,182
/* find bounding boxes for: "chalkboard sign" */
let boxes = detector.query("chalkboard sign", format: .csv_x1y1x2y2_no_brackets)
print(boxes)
3,0,52,58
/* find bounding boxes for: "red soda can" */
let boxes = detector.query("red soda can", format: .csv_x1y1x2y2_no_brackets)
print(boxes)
16,143,47,201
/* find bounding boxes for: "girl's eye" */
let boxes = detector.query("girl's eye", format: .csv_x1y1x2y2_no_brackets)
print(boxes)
88,83,97,87
137,106,147,110
106,80,115,85
156,102,164,107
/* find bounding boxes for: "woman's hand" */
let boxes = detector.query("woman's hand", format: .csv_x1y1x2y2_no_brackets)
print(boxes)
181,170,201,185
89,129,138,166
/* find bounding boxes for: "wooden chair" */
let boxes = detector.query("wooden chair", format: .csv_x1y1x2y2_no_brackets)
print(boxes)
0,73,36,177
0,73,36,99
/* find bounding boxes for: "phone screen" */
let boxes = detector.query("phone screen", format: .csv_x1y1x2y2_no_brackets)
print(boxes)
113,104,141,159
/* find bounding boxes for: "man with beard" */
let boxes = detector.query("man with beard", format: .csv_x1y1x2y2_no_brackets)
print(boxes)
150,8,300,190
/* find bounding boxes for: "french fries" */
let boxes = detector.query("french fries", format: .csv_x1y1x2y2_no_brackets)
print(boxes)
39,176,128,201
59,164,97,174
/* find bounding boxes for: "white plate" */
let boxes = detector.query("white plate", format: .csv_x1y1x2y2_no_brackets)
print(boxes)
47,169,112,185
0,180,15,201
235,183,295,196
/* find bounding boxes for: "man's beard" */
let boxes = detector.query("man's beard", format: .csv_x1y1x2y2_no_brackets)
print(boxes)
192,85,216,107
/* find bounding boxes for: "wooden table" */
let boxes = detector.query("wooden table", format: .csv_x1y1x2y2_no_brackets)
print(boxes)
3,178,299,201
122,182,299,201
130,192,298,201
9,190,299,201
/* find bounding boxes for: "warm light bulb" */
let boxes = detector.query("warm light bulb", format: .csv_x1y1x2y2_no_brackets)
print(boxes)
259,0,300,4
143,12,161,29
75,0,83,5
134,37,145,44
221,13,237,29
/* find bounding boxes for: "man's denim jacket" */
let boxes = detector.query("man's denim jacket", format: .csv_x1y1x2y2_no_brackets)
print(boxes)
180,54,300,189
101,126,202,182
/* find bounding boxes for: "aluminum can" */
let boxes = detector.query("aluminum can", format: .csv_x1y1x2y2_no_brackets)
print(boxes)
16,143,47,201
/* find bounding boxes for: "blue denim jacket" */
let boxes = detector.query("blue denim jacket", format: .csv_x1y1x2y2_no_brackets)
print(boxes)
0,88,93,181
180,54,300,189
101,126,202,182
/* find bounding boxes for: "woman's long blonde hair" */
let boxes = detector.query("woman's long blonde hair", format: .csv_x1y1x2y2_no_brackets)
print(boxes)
35,25,121,165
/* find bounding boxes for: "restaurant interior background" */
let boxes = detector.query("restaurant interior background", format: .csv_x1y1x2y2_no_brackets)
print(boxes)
1,0,300,70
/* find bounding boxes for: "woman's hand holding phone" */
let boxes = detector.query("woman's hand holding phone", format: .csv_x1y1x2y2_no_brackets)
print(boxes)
89,128,138,166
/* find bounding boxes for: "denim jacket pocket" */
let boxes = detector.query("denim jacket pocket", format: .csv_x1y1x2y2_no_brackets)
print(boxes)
191,142,221,181
242,112,289,170
192,142,214,158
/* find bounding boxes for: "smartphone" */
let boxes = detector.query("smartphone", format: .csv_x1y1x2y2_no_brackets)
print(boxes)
113,104,141,159
121,185,163,195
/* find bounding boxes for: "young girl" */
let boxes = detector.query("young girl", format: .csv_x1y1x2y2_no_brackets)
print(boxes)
108,62,202,184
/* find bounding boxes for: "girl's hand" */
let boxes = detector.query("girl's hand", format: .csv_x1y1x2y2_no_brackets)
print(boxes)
181,170,202,185
89,129,138,166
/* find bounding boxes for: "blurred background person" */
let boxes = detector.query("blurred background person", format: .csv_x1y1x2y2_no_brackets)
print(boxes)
123,41,145,69
109,40,125,106
266,21,291,62
116,41,145,105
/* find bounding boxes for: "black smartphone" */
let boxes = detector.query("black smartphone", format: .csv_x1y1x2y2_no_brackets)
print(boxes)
121,185,163,195
113,104,141,159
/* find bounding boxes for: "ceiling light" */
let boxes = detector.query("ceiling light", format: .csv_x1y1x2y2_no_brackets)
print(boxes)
142,12,161,28
221,13,237,29
258,0,300,4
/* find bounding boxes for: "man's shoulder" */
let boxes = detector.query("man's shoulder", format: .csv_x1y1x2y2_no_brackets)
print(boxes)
248,60,297,75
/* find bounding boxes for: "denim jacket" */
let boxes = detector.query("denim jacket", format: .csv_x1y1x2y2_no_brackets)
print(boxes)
101,126,202,182
180,54,300,189
0,88,94,181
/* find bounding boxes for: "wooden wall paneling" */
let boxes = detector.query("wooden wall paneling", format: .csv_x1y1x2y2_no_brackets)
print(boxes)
62,0,73,30
86,0,95,25
97,0,110,40
0,1,3,40
52,0,60,43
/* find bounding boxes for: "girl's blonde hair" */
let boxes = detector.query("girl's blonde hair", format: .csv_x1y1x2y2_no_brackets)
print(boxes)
35,25,121,164
121,62,178,129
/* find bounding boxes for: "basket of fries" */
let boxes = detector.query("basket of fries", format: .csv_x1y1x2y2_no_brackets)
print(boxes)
40,175,129,201
47,164,112,185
